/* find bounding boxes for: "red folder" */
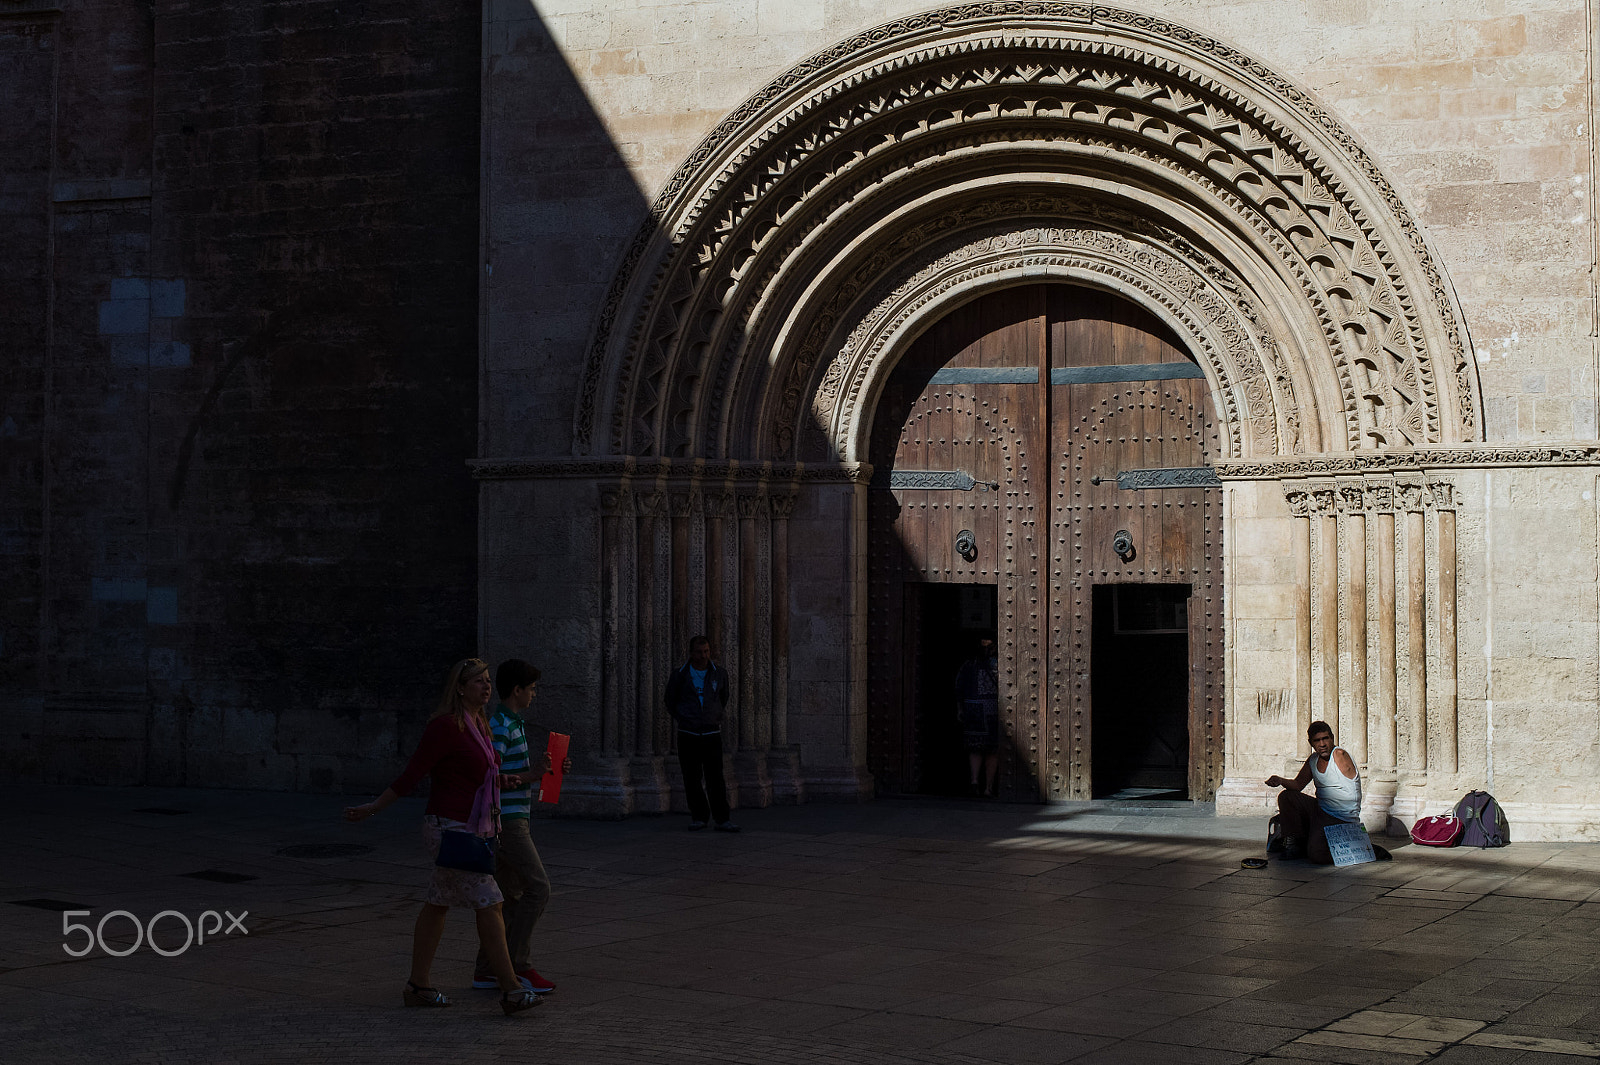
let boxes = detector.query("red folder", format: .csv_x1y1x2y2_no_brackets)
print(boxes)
539,732,570,804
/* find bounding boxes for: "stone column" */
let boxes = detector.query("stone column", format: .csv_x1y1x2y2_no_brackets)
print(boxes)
1292,495,1313,739
1366,479,1399,830
734,489,774,806
1431,481,1459,775
671,491,693,667
768,491,803,803
686,489,706,644
1337,481,1368,766
718,487,742,806
631,489,672,812
1313,485,1340,745
1402,480,1429,778
572,485,636,817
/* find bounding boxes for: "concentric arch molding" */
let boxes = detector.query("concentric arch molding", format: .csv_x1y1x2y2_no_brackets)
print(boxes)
788,206,1305,463
573,2,1480,462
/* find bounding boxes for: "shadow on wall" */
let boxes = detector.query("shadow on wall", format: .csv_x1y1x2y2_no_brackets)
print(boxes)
478,9,655,761
3,0,642,794
482,9,653,459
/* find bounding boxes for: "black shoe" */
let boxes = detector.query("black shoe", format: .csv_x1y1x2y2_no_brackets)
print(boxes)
687,820,708,831
1280,836,1305,860
714,821,740,833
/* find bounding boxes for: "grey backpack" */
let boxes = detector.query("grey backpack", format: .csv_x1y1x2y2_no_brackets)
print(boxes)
1452,791,1509,848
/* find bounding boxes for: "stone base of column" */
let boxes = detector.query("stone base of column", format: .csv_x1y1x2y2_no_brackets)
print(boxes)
1215,776,1275,816
1389,770,1431,830
557,757,633,819
801,763,875,802
1362,771,1399,835
767,747,805,805
733,749,773,808
628,755,672,814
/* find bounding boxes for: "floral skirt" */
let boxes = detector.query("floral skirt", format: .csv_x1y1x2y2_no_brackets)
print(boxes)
959,698,1000,753
421,815,503,910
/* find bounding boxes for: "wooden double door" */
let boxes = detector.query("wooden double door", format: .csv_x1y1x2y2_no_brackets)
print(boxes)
867,284,1223,801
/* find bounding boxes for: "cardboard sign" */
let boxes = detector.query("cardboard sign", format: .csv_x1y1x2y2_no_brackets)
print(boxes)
539,732,570,804
1324,821,1376,866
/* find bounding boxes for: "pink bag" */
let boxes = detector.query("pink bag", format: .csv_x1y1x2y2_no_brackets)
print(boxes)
1410,814,1463,847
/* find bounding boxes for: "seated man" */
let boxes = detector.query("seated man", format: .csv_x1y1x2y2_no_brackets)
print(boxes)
1266,720,1362,864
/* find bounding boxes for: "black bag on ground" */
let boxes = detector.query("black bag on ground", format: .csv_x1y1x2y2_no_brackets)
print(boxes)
1266,813,1284,853
1452,791,1509,848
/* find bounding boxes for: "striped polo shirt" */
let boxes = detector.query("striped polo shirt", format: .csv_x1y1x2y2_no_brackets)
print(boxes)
489,707,533,819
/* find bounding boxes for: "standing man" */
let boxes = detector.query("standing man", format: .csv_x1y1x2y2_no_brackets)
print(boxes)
664,635,738,832
1266,720,1363,864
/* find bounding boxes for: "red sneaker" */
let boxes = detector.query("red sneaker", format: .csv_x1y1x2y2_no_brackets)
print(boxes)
518,968,556,994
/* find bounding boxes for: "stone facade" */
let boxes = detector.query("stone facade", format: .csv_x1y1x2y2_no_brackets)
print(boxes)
8,0,1598,839
482,1,1600,838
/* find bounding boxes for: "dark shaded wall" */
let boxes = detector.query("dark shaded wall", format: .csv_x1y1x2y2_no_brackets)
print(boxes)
0,0,481,790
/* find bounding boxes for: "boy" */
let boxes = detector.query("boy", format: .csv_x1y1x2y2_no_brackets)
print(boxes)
472,658,568,993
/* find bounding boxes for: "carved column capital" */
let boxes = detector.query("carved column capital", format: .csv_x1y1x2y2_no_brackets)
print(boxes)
1425,480,1457,511
1362,478,1395,513
600,486,637,517
1283,486,1315,517
638,490,669,518
1396,478,1427,513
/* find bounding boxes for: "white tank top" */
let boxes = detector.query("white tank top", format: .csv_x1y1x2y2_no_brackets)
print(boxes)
1309,748,1362,821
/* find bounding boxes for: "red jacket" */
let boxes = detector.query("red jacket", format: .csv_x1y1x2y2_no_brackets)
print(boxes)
389,714,499,821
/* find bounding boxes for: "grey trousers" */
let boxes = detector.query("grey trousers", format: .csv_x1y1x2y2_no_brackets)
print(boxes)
474,817,551,974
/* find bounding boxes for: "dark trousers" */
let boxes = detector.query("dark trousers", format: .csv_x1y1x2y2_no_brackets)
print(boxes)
1277,789,1346,865
677,729,731,824
473,817,551,975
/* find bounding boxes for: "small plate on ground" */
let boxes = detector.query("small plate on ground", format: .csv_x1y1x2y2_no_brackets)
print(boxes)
1240,857,1269,869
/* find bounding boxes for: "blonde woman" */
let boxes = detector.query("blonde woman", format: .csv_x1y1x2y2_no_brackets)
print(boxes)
344,658,540,1015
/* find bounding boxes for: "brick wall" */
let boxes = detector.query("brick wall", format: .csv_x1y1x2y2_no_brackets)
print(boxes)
1,0,481,791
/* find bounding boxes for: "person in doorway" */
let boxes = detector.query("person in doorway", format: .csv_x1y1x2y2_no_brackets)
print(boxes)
955,632,1000,798
469,658,570,996
664,635,738,832
343,658,541,1015
1265,720,1362,864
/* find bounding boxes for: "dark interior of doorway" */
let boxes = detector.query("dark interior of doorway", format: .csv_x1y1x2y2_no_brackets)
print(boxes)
914,583,998,798
1091,584,1191,800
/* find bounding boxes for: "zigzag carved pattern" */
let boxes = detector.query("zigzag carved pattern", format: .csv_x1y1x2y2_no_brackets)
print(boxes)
575,4,1474,461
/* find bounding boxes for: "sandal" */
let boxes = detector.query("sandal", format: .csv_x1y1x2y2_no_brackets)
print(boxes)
501,987,542,1016
403,980,451,1007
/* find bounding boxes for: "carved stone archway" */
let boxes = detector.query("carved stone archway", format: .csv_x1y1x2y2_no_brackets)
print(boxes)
549,3,1491,817
577,3,1480,464
798,204,1303,463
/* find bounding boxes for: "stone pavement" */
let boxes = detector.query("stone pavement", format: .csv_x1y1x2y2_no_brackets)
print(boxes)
4,786,1600,1065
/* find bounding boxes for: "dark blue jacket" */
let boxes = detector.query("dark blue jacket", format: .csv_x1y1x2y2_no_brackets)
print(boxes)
664,660,731,731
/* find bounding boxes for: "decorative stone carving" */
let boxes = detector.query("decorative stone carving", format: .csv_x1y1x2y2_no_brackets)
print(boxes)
1281,475,1457,517
575,3,1478,464
886,470,980,491
1116,467,1223,489
796,213,1287,462
1214,446,1600,480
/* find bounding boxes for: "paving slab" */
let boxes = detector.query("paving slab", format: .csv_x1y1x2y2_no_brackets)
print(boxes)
3,786,1599,1064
